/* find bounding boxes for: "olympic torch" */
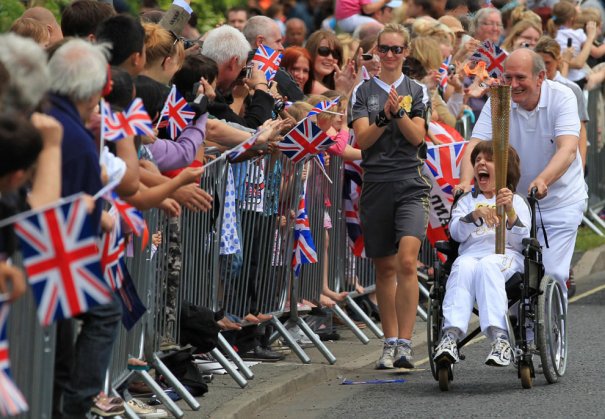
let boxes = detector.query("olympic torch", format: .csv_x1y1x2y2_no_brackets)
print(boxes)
491,85,510,254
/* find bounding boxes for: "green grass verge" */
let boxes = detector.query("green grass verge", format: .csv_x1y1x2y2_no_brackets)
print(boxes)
575,225,605,252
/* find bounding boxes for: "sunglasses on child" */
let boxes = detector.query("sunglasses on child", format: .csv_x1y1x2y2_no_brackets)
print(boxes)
317,46,340,58
377,44,407,55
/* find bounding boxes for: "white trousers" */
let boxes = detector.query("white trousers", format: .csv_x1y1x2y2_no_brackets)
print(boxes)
337,14,379,33
442,253,524,337
536,199,584,303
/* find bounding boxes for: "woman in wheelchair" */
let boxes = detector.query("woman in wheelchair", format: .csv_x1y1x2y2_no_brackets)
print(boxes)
433,141,531,368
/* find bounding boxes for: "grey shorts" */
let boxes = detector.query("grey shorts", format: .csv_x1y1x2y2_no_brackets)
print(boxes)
360,176,431,258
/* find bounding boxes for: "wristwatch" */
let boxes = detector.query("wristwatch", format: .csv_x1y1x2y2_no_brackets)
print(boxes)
392,107,406,119
375,110,390,127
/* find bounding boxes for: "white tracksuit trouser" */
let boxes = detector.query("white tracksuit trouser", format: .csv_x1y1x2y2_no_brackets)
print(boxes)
442,253,523,337
536,199,584,303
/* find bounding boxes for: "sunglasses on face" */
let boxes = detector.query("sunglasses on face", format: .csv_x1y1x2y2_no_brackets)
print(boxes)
317,46,340,58
361,53,374,61
377,44,407,55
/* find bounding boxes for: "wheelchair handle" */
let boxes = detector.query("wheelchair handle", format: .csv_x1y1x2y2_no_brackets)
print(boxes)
528,187,538,239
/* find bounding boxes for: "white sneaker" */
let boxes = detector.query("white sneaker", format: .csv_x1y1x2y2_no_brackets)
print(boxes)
375,341,397,369
485,337,513,367
126,398,168,418
433,333,459,365
393,343,414,369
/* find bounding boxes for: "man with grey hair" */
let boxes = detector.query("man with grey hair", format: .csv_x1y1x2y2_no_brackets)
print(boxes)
0,33,49,113
201,24,274,128
458,48,586,306
46,39,123,419
243,15,304,101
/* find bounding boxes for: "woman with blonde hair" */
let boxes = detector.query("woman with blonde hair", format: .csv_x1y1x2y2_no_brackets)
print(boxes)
501,20,543,52
351,23,431,370
140,23,186,86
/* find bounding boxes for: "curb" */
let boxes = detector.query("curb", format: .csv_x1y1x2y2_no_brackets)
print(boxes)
210,245,605,418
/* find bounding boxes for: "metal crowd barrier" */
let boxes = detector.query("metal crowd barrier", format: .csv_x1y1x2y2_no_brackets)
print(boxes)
223,154,327,365
180,154,253,388
8,263,55,419
584,87,605,235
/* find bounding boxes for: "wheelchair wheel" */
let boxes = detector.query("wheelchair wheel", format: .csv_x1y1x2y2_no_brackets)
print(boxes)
427,286,441,381
520,363,533,389
438,365,452,391
537,276,568,384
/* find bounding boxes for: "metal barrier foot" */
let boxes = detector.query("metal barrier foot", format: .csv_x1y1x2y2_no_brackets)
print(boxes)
331,304,369,344
583,213,605,236
152,353,201,411
210,347,248,388
217,333,254,380
344,295,384,339
270,316,311,364
137,369,184,418
296,318,336,365
588,208,605,231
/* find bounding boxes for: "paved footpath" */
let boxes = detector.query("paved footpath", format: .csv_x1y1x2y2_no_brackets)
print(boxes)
175,245,605,418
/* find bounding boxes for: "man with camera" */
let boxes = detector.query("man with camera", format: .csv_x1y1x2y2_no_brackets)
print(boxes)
201,24,274,129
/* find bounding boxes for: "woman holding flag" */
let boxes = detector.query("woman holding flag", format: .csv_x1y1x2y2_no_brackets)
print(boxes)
350,23,431,370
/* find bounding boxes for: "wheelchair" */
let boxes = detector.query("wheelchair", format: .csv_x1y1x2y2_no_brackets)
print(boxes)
426,190,568,390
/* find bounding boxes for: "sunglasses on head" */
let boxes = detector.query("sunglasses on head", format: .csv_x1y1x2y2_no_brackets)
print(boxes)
317,46,340,58
377,44,407,54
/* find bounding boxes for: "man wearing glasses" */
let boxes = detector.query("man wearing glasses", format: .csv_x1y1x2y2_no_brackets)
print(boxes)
350,23,431,371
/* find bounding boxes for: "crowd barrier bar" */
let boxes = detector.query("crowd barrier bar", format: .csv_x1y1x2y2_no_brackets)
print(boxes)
8,256,55,419
180,153,252,387
323,155,370,344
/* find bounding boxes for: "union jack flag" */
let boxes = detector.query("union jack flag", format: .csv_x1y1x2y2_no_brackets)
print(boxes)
471,41,508,79
99,206,125,291
252,44,282,83
101,98,155,142
227,129,263,161
423,141,469,246
103,192,149,249
278,118,334,164
343,160,365,257
14,196,113,326
158,85,195,140
0,300,28,417
292,186,317,277
438,55,452,91
425,142,467,196
307,96,340,117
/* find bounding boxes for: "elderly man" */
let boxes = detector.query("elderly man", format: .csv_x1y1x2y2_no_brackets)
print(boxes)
201,24,274,128
458,48,586,303
46,39,123,419
243,15,304,101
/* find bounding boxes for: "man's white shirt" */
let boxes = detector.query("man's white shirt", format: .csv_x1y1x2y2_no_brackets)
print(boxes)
471,79,587,210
